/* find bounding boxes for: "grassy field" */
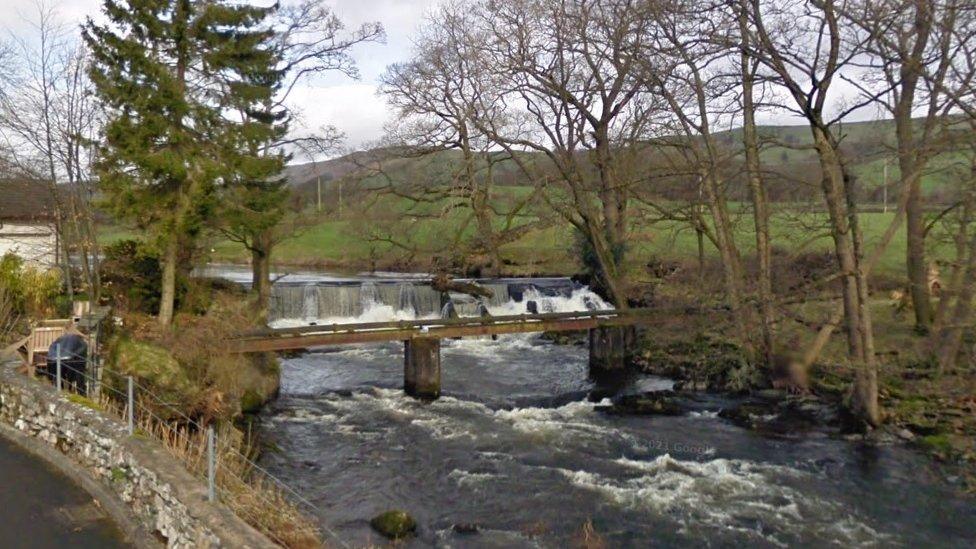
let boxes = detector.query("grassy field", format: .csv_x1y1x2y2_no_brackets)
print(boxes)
92,118,960,279
100,191,951,284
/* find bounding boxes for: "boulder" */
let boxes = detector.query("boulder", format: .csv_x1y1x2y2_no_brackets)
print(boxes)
452,523,479,535
370,510,417,540
596,391,684,416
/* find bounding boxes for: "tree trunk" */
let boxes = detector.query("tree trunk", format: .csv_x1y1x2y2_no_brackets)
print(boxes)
846,165,880,426
812,127,879,426
935,242,975,373
931,158,976,373
250,230,273,320
893,0,934,335
739,30,775,367
905,171,931,332
158,235,178,326
587,224,628,308
701,170,750,347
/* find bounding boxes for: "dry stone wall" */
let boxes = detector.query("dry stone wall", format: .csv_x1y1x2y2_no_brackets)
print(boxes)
0,365,275,548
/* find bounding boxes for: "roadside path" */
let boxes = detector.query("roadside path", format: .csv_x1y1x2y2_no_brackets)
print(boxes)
0,435,134,549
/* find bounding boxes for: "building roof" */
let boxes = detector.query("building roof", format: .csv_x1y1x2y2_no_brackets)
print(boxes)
0,179,57,222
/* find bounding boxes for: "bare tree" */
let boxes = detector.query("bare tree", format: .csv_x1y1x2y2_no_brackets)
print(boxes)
926,3,976,371
640,0,761,351
930,129,976,373
736,0,776,369
459,0,662,306
843,0,965,333
379,2,543,276
744,0,881,425
0,1,103,301
0,1,71,291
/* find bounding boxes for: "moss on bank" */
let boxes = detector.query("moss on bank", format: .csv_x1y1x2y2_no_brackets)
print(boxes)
102,289,284,423
634,332,764,393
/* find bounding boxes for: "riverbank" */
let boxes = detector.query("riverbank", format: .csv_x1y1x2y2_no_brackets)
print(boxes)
629,326,976,493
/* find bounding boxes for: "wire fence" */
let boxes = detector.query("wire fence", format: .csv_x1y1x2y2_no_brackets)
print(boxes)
37,344,348,549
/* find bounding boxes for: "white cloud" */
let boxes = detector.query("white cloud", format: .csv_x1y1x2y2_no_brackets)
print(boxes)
1,0,435,150
286,83,391,153
3,0,887,153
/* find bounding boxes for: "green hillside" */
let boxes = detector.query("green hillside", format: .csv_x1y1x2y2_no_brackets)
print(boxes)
99,119,965,279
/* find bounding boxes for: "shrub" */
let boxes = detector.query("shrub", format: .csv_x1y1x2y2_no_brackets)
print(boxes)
101,240,169,314
0,252,62,318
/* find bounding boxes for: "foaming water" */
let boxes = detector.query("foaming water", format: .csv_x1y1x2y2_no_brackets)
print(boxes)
262,384,974,547
222,267,976,548
264,274,608,327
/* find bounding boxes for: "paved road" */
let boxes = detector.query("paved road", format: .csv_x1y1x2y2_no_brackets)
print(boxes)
0,436,134,549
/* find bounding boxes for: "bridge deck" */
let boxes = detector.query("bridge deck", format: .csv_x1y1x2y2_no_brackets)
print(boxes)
229,309,656,353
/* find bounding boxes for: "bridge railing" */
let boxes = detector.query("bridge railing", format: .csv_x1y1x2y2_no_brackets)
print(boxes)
237,307,660,339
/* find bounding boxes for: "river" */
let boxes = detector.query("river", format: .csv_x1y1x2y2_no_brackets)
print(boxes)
205,266,976,547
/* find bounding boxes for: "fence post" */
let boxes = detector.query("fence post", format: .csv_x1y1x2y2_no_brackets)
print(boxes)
207,426,216,502
55,343,62,392
127,376,134,435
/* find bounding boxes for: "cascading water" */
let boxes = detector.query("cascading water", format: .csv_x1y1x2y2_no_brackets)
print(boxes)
268,277,607,327
359,281,379,310
214,266,976,548
397,283,418,316
301,284,318,321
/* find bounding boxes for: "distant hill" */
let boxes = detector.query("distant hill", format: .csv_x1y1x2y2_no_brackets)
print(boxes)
284,119,966,205
284,149,388,188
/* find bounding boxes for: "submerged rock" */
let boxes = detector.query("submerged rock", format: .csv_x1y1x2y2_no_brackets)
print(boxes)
540,330,586,346
370,510,417,539
596,391,684,416
452,522,480,535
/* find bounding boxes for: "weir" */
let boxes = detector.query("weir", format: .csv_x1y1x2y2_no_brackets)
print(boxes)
228,275,649,400
267,278,579,322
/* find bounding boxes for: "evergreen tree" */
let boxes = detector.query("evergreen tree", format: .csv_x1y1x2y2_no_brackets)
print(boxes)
214,0,382,319
84,0,284,325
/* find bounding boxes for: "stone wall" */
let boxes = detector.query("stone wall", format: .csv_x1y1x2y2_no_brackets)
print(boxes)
0,365,275,548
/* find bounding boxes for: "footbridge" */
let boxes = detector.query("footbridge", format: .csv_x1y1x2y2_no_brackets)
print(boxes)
229,309,655,399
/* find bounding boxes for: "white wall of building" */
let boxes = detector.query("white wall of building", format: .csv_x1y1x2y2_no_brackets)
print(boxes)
0,222,57,267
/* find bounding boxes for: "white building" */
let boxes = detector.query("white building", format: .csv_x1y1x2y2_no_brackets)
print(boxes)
0,179,58,267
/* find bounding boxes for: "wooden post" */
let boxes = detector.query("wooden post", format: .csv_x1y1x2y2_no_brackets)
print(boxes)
404,338,441,399
589,326,636,375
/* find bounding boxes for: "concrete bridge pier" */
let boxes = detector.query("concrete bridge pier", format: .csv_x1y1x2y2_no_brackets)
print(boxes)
588,326,636,375
404,338,441,399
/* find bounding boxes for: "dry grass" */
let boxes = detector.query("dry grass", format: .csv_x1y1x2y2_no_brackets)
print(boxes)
58,377,323,547
135,411,324,548
97,293,321,546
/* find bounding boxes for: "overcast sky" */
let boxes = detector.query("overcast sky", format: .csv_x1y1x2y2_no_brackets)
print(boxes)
3,0,440,155
5,0,882,160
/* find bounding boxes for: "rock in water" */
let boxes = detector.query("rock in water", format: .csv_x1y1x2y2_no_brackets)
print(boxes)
370,510,417,540
596,391,685,416
526,300,539,314
453,523,479,535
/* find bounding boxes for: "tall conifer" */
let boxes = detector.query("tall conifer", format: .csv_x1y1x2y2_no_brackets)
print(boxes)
84,0,284,325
